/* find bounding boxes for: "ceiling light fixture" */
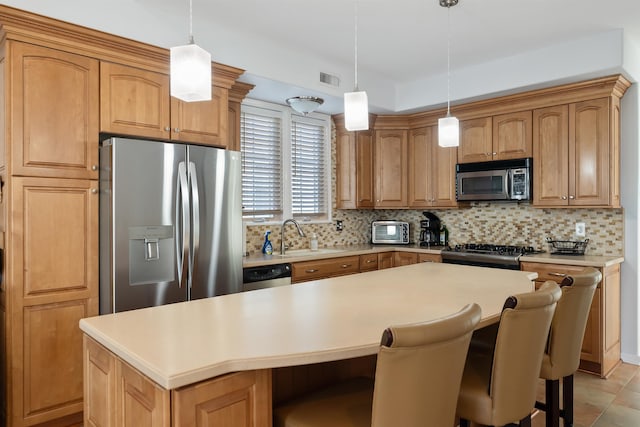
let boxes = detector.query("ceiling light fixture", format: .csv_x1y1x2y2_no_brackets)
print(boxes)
286,96,324,115
344,1,369,131
438,0,459,147
170,0,212,102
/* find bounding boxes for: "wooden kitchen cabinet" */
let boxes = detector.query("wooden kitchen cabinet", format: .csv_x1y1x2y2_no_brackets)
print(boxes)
292,256,360,283
520,261,621,377
458,112,531,163
7,177,98,425
359,253,379,272
408,126,457,208
335,118,375,209
393,252,418,267
457,117,493,163
374,130,408,207
9,42,100,179
377,252,394,270
100,62,229,147
533,98,617,207
492,111,533,160
418,253,442,263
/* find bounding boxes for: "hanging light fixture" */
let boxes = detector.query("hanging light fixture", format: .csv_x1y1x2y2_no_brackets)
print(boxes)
438,0,459,147
170,0,212,102
344,1,369,131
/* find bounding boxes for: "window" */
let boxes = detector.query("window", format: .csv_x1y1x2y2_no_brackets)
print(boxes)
240,99,331,224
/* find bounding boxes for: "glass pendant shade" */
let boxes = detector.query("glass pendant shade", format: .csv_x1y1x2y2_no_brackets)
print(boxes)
170,43,212,102
344,91,369,131
438,115,459,147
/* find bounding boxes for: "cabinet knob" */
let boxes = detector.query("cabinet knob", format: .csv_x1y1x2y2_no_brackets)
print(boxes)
569,195,575,199
174,128,181,133
164,126,171,132
492,152,497,156
91,165,98,171
562,196,568,200
305,269,318,273
91,188,98,194
340,264,352,269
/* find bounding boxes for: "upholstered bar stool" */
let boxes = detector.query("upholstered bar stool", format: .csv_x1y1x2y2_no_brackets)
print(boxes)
457,281,562,427
535,267,601,427
273,303,482,427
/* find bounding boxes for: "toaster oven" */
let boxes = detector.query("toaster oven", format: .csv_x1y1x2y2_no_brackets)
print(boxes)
371,221,410,244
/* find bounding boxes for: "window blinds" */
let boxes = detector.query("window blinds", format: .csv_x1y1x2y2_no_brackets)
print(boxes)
291,118,326,217
240,110,282,219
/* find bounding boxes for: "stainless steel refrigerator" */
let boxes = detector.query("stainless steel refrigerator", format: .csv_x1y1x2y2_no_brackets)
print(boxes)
99,137,243,313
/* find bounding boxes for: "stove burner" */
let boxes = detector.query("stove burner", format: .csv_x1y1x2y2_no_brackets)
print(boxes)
453,244,543,256
441,242,545,270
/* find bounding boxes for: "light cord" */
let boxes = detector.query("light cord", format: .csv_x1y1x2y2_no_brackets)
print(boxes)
446,4,451,116
354,1,359,91
189,0,194,44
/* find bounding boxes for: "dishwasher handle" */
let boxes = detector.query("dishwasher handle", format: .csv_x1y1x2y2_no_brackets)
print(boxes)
243,263,292,283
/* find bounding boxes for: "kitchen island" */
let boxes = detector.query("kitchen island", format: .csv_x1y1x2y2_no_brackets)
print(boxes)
81,263,536,427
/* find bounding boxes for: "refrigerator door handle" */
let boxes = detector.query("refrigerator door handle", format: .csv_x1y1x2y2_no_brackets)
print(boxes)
176,161,190,288
188,161,200,289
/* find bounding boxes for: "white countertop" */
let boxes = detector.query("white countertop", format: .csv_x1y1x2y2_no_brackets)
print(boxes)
80,263,536,390
520,253,623,268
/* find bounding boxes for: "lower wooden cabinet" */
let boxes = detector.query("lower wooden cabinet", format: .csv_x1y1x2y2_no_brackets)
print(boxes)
292,256,360,283
521,261,621,377
393,252,418,267
359,253,378,272
418,253,442,263
84,337,271,427
377,253,394,270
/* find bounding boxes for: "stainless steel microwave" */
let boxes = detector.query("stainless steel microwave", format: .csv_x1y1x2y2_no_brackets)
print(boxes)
456,158,532,201
371,221,410,244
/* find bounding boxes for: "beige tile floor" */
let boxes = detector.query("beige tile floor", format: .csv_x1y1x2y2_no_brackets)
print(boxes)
532,363,640,427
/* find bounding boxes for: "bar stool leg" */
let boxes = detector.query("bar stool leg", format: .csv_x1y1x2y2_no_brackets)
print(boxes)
562,374,574,427
545,379,560,427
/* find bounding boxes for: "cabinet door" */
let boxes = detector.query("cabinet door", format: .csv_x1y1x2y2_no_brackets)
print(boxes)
408,127,432,207
570,98,610,206
84,337,117,427
533,105,570,206
10,42,99,179
393,252,418,267
377,253,394,270
335,130,356,209
10,177,98,425
118,361,170,426
580,287,601,363
173,370,271,427
291,256,360,283
418,253,442,263
493,111,532,160
374,130,407,207
431,134,458,208
457,117,492,163
359,253,378,272
356,130,376,208
100,62,171,139
170,85,229,147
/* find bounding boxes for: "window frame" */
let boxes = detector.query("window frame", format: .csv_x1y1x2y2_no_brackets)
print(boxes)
240,98,332,226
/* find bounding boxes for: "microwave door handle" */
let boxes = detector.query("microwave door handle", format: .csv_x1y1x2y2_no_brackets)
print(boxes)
505,170,512,200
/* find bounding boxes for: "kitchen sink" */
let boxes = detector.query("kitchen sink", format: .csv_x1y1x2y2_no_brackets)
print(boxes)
278,248,346,257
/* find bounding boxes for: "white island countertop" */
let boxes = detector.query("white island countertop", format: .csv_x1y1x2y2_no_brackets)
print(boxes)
80,263,537,389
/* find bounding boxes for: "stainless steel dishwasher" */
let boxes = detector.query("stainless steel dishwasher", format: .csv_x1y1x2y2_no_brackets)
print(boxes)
242,263,292,291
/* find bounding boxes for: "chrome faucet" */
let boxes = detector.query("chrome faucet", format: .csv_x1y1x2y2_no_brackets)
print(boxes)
281,219,306,255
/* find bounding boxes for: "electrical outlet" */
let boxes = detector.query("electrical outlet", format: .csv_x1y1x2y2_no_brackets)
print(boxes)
336,220,344,232
575,222,586,237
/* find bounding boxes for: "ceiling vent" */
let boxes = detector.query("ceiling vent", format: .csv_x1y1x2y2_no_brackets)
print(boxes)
319,72,340,87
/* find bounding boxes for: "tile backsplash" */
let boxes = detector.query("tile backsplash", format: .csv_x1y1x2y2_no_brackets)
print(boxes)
245,204,623,257
244,119,623,257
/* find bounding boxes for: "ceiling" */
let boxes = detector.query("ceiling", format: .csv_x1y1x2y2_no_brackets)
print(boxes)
8,0,640,115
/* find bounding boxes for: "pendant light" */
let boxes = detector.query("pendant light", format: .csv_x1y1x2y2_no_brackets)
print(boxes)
170,0,212,102
438,0,459,147
344,1,369,131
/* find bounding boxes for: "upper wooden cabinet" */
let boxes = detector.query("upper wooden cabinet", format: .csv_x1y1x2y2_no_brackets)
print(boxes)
457,117,493,163
458,112,532,163
100,62,229,147
375,130,408,208
492,111,533,160
335,118,375,209
533,98,615,207
408,126,457,208
8,42,99,179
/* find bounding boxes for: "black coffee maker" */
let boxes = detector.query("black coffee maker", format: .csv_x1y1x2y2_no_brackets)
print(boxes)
419,212,441,247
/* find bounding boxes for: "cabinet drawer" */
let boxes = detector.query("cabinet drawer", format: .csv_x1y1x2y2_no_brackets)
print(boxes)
418,253,442,263
521,262,594,284
292,256,360,283
359,253,378,272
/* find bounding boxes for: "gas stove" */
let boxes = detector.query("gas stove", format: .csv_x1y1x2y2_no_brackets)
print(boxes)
441,243,545,270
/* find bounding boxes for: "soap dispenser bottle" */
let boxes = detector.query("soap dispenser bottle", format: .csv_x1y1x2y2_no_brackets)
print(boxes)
310,233,318,251
262,231,273,255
